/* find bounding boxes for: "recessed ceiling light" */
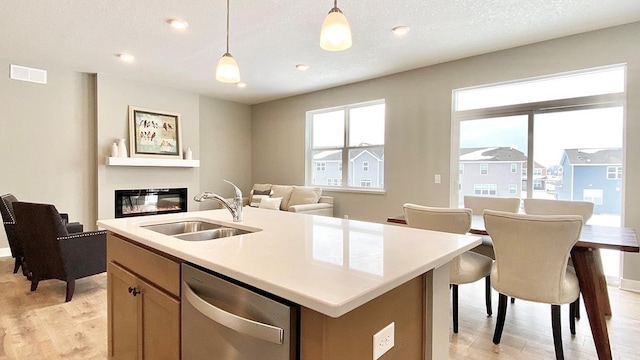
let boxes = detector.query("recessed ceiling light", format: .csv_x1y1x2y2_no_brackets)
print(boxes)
392,25,410,36
237,82,247,88
117,53,135,62
168,19,189,30
296,64,310,71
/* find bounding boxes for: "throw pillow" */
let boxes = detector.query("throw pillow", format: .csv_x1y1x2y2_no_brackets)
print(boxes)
270,185,294,211
249,183,272,204
249,189,272,207
259,197,282,210
288,186,322,207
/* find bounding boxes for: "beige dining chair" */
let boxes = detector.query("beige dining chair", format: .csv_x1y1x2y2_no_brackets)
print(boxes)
484,210,582,360
463,195,521,259
523,198,594,319
403,203,493,334
523,198,594,223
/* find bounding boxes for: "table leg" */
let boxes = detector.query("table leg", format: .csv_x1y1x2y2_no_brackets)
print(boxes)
571,247,612,360
591,248,612,316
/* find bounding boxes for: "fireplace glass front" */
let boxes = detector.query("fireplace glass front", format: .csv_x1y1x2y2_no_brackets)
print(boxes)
115,188,187,218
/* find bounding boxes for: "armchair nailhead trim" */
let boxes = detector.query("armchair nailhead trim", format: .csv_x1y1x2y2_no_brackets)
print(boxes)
1,195,15,223
3,221,14,225
58,230,107,240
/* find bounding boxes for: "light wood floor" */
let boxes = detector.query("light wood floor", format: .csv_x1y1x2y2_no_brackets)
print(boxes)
0,256,639,359
0,258,107,359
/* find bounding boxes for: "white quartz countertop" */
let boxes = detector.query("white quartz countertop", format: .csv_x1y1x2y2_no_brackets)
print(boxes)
97,207,481,317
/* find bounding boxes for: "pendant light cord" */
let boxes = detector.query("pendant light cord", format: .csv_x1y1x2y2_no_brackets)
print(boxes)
225,0,230,54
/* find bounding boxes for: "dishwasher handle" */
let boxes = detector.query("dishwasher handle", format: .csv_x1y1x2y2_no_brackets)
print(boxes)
183,281,284,345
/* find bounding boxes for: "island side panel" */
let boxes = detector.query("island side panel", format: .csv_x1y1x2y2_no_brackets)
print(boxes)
300,275,425,359
424,263,450,360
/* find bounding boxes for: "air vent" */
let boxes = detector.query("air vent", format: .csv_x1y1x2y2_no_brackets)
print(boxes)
10,64,47,84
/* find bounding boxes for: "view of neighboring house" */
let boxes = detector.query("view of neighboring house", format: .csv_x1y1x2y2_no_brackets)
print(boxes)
459,147,526,198
522,161,548,191
312,148,384,188
555,148,622,214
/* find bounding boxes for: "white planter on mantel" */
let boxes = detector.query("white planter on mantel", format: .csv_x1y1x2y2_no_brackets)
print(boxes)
106,157,200,168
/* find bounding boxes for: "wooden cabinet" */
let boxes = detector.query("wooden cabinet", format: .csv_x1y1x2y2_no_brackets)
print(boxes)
107,234,181,359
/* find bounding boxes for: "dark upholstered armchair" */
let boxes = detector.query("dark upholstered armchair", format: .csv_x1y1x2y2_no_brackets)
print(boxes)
1,193,84,276
13,201,106,302
1,194,24,274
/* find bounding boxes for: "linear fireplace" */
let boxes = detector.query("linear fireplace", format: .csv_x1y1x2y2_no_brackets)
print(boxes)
115,188,187,218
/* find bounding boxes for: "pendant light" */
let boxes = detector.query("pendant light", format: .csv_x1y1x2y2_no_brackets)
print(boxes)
216,0,240,83
320,0,352,51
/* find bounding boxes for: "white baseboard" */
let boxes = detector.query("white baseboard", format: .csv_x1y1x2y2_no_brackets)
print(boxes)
620,278,640,293
0,247,11,258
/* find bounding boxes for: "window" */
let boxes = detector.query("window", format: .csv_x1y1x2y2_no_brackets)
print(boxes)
584,189,604,205
480,164,488,175
511,164,517,173
474,184,497,195
533,179,543,189
316,162,326,171
307,100,385,189
459,164,464,175
454,65,625,279
509,184,517,194
607,166,622,179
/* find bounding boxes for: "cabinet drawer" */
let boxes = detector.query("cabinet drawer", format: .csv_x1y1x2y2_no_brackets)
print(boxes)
107,233,181,297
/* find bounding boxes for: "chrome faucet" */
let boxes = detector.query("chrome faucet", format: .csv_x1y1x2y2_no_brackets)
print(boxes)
194,180,243,222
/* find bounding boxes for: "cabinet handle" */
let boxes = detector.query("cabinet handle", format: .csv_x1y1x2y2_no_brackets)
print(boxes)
128,287,140,296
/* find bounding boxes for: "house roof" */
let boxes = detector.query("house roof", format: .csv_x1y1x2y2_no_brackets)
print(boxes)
314,148,384,161
460,147,527,162
562,148,622,165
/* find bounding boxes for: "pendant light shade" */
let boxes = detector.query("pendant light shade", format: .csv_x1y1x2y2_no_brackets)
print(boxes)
216,0,240,83
320,1,352,51
216,53,240,83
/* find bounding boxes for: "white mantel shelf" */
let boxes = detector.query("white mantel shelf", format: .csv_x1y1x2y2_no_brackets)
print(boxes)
106,157,200,168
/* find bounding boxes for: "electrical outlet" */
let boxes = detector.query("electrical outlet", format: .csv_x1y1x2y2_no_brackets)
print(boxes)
373,322,395,360
434,174,441,184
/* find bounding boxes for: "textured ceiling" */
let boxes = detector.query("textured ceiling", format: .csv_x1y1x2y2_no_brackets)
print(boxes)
1,0,639,105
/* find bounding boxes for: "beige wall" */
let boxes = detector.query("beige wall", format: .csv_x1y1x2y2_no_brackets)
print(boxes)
251,22,640,282
197,95,252,209
0,60,97,251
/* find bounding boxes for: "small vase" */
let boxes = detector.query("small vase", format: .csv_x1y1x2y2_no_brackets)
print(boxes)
185,147,193,160
117,139,128,158
110,143,118,157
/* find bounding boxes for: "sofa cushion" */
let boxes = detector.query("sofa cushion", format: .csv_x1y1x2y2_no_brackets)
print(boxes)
249,189,272,207
270,185,294,211
259,197,282,210
288,186,322,208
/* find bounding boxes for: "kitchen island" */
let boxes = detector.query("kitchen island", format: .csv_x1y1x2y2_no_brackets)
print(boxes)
98,207,481,359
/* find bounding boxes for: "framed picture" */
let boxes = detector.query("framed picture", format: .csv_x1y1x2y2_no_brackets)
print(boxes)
128,106,182,158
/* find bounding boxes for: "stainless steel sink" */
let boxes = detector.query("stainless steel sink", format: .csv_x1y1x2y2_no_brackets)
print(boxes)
142,220,255,241
142,221,223,236
174,227,252,241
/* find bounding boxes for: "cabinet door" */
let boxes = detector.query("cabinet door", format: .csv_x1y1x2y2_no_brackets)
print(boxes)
108,262,139,359
139,277,180,359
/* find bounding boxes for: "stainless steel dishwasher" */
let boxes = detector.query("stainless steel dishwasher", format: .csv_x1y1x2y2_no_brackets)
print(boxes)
182,263,299,360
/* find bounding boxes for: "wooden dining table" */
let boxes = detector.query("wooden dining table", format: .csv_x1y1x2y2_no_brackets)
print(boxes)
387,214,639,360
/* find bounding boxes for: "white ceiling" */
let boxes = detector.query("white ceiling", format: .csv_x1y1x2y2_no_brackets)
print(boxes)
2,1,640,105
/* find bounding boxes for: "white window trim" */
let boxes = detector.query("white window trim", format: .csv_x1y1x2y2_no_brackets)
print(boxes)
306,99,385,190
